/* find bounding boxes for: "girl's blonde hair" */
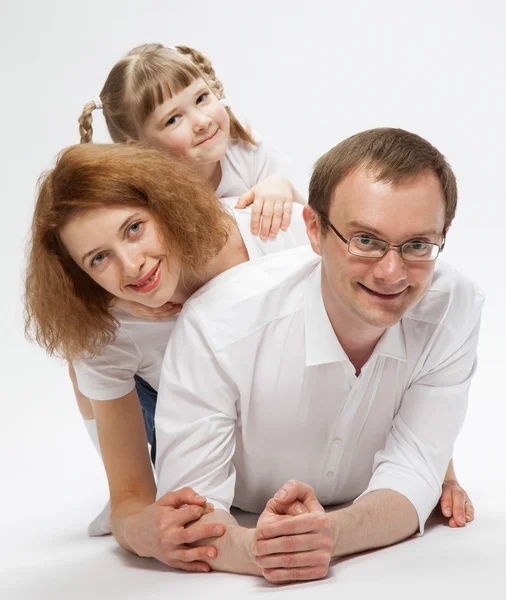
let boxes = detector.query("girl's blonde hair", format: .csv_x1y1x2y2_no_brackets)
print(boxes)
78,43,255,147
24,143,232,361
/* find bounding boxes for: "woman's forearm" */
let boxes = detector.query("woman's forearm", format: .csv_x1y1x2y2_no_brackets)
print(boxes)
111,491,156,554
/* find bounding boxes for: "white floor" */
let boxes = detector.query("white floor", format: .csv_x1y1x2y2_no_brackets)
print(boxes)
2,359,505,599
2,489,504,599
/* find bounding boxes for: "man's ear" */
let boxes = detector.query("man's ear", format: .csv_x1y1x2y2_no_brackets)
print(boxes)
303,205,323,257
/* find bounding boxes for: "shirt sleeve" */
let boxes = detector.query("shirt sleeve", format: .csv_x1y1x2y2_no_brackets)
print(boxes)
252,138,294,183
155,306,238,511
73,328,140,401
358,306,483,534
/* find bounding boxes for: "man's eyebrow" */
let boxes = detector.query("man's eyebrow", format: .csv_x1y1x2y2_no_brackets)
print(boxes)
81,214,139,264
347,220,439,238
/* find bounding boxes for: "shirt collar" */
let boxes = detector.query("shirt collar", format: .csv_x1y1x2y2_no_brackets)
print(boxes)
304,263,407,366
372,321,407,362
304,264,349,366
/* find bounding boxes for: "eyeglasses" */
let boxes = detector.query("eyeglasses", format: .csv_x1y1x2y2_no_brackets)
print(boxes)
320,214,445,262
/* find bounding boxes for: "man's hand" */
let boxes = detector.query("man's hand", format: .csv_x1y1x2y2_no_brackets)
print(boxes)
440,479,474,527
253,480,332,583
124,487,225,571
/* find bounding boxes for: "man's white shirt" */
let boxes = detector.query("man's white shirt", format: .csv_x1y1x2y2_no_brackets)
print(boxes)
155,245,484,533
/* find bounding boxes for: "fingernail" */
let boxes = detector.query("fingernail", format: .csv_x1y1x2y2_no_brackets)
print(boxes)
195,495,206,501
213,526,222,535
207,550,215,558
443,508,451,517
255,531,263,540
251,544,258,555
466,516,471,522
294,505,305,514
275,489,287,500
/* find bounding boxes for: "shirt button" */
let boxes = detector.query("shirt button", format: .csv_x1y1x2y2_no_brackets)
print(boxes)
326,471,334,477
333,438,342,445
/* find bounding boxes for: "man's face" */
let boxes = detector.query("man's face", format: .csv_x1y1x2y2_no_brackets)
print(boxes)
305,167,447,331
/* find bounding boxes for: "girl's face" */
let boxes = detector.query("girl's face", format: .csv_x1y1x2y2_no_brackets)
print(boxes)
141,78,230,168
59,206,185,308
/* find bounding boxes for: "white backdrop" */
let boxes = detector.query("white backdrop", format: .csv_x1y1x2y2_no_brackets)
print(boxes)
2,1,505,598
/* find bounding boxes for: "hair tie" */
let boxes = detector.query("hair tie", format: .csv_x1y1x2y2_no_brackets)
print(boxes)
94,96,103,110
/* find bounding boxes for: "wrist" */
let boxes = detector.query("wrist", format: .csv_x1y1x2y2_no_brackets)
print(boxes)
328,509,345,559
228,524,262,576
114,513,142,557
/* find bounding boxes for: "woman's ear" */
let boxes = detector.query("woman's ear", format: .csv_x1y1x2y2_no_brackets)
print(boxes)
126,138,140,147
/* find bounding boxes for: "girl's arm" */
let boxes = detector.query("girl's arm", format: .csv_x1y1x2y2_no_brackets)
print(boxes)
441,458,474,527
235,174,304,240
90,389,225,570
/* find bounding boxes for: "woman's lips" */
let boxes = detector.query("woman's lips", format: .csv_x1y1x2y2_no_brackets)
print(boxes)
128,262,161,294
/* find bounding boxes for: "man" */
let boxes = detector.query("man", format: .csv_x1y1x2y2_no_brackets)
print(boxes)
155,128,484,582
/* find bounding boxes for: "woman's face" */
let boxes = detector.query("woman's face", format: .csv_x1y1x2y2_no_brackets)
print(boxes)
59,206,185,307
141,78,230,167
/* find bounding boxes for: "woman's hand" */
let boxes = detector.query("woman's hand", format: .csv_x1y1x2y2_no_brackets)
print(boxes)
440,479,474,527
235,175,299,240
113,298,182,321
124,487,226,571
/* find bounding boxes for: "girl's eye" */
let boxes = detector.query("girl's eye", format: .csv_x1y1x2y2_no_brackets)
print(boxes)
166,114,180,127
196,92,208,104
90,252,107,267
128,221,142,235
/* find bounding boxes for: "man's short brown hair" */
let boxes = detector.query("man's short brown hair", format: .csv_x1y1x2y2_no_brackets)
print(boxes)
309,128,457,230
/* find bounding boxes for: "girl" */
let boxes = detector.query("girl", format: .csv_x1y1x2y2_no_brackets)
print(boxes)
73,42,306,535
25,143,311,569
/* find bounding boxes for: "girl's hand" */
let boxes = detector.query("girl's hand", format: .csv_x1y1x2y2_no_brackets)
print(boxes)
440,479,474,527
235,175,297,240
124,487,226,571
113,298,183,321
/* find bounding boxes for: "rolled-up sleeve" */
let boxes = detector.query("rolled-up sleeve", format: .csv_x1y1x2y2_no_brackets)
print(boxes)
359,312,482,534
155,306,238,511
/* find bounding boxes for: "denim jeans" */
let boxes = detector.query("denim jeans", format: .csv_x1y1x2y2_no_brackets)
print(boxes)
134,375,158,464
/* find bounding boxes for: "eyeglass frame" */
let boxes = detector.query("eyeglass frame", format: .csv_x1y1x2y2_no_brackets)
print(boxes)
319,213,446,262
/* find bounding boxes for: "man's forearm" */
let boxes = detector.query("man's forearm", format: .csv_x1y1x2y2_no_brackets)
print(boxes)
330,489,419,559
188,509,261,575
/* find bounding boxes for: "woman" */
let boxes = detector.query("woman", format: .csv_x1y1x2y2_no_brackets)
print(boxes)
24,143,310,569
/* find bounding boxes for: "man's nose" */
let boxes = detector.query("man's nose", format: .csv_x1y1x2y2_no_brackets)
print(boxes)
372,247,408,284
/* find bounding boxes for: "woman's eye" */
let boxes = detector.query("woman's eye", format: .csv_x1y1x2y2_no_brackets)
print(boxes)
196,93,208,104
128,221,142,235
90,252,107,267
